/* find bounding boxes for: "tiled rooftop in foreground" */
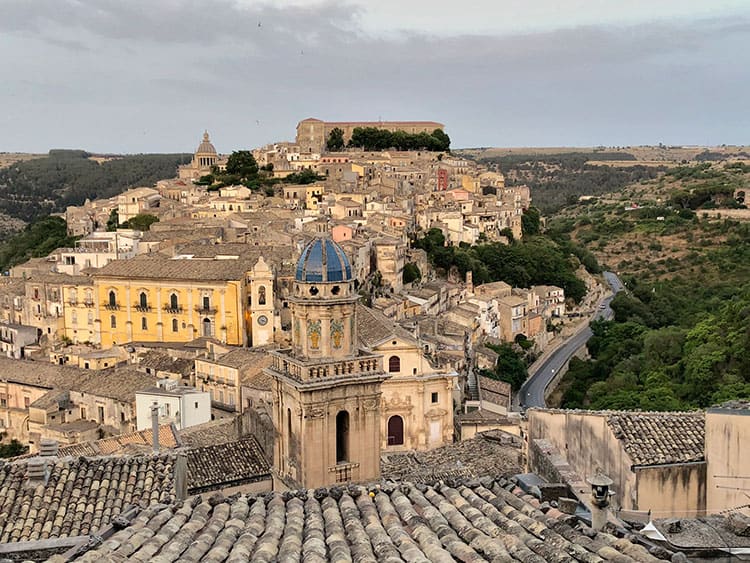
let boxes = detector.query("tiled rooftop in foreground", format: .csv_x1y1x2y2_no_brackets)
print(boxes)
56,476,671,563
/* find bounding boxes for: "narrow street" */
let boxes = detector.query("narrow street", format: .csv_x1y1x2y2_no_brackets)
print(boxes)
518,271,623,409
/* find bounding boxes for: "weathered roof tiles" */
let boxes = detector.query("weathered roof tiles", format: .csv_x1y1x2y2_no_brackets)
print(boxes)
607,411,705,466
61,477,671,562
0,453,175,544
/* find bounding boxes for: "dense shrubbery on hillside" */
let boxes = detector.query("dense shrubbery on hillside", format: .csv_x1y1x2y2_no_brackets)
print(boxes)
476,152,665,212
558,219,750,410
0,151,189,223
0,216,77,273
413,227,595,302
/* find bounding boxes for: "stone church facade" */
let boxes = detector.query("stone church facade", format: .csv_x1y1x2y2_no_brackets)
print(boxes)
266,236,455,489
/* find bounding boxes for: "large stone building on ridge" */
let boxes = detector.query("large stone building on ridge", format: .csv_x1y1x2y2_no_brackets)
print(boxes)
296,117,445,153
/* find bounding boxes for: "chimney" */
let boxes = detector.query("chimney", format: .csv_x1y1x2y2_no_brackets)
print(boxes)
587,472,614,531
173,452,188,500
39,438,59,458
151,402,160,453
26,458,48,487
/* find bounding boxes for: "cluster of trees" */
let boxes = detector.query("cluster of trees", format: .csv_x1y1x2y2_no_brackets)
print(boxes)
0,435,27,458
121,213,159,231
476,152,665,212
413,227,593,302
0,216,77,273
327,127,450,152
199,151,323,193
482,342,529,391
0,150,189,223
667,163,747,210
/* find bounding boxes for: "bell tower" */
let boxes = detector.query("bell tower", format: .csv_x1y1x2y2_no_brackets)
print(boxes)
266,236,387,488
248,256,274,347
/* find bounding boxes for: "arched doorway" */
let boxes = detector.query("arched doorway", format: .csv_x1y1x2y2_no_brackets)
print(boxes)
387,415,404,446
202,317,212,337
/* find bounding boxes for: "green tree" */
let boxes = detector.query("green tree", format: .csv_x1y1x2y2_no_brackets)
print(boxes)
486,343,528,391
326,127,345,151
0,437,27,458
403,262,421,284
106,209,119,232
283,169,323,185
121,213,159,231
430,129,451,151
225,151,259,178
0,216,77,273
521,207,541,236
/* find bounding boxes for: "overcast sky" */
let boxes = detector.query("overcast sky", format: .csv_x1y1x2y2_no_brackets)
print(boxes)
1,0,748,153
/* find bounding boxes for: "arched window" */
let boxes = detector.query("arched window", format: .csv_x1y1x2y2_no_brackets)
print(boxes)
139,292,147,309
203,295,210,311
108,290,116,308
170,293,179,310
258,286,266,305
336,410,349,463
388,355,401,373
110,315,116,328
141,317,147,330
387,415,404,446
172,318,178,332
202,317,212,337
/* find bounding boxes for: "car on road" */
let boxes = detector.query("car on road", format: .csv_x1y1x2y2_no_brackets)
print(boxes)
599,304,606,310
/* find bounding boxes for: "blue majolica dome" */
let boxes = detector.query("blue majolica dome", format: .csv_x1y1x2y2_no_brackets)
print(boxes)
295,237,352,283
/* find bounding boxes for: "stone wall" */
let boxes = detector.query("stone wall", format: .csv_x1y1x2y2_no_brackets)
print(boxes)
241,407,276,461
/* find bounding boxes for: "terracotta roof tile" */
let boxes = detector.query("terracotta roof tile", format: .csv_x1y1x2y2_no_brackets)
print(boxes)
607,411,705,466
186,436,271,494
0,454,175,544
65,476,670,562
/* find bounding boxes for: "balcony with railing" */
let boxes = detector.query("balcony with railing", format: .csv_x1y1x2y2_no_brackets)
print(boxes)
163,305,184,314
195,305,218,315
328,462,359,483
269,350,383,383
104,302,120,311
134,304,152,312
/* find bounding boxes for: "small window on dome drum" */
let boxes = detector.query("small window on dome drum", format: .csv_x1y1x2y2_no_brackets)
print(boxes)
331,286,340,295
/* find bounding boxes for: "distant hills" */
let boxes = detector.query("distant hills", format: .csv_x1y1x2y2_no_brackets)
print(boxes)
0,149,190,227
456,145,750,213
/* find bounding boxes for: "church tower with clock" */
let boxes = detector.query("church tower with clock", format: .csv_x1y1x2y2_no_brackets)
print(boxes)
265,236,388,488
248,256,274,346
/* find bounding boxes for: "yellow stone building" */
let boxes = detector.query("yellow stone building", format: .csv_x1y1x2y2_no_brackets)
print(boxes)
61,278,98,345
93,254,275,348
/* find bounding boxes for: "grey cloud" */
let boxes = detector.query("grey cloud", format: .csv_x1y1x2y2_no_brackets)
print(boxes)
0,0,747,152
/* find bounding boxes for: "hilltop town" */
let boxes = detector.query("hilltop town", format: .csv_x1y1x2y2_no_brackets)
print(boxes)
0,119,748,561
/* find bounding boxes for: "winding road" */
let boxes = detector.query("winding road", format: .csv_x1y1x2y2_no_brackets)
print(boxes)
519,271,624,409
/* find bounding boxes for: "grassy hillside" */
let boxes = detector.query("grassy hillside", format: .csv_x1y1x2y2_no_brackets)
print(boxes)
0,150,189,224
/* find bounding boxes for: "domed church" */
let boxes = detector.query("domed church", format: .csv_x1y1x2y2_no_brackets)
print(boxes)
266,236,456,489
178,131,224,180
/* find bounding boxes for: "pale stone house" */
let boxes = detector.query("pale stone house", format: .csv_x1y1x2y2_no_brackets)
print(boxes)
527,409,707,518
